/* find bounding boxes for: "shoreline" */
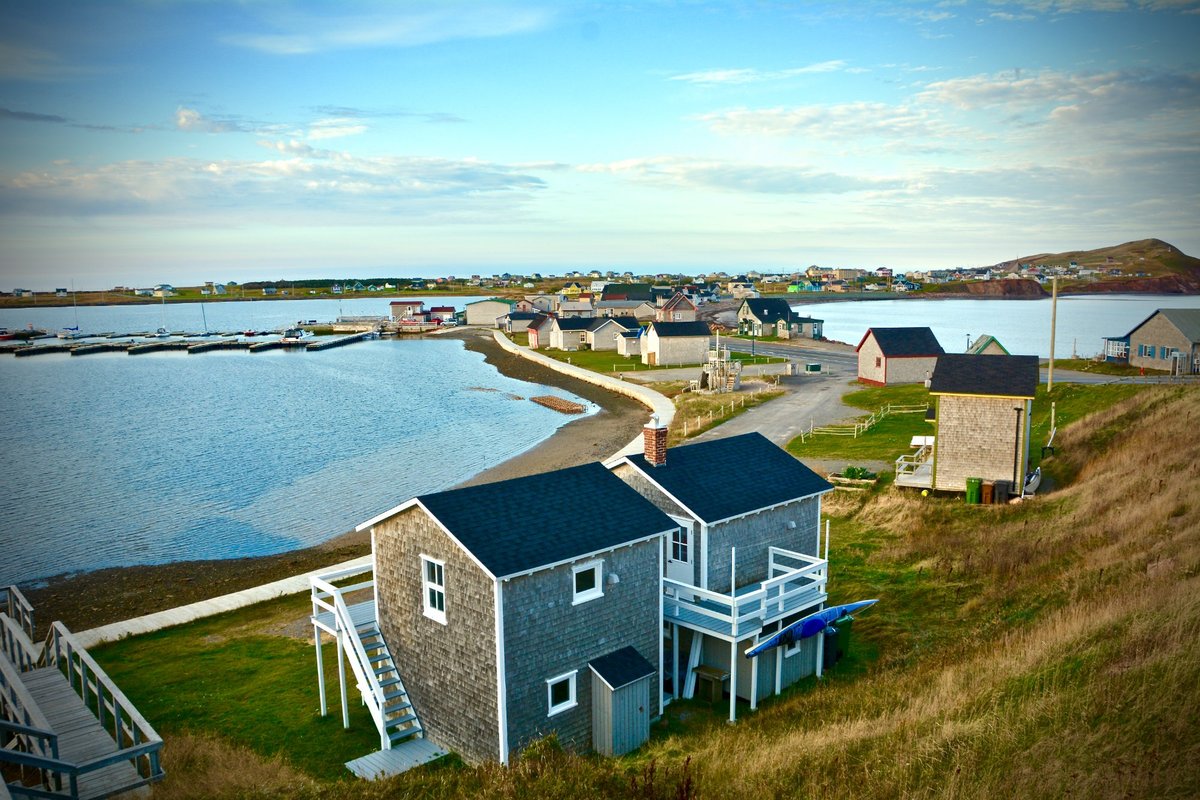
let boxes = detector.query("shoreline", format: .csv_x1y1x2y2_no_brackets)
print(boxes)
23,329,649,634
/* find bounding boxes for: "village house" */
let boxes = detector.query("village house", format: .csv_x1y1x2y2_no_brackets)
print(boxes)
895,354,1039,494
526,314,555,349
856,327,945,386
557,300,595,319
609,428,834,721
547,317,593,351
596,299,658,320
616,329,642,358
736,298,824,339
584,317,641,351
390,300,426,321
655,293,697,323
500,311,541,335
967,335,1009,356
428,306,456,323
641,321,711,366
1102,308,1200,375
601,283,654,303
340,462,677,766
464,298,516,327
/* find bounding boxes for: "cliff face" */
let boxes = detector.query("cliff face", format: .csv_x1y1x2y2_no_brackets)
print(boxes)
1062,273,1200,295
931,279,1048,298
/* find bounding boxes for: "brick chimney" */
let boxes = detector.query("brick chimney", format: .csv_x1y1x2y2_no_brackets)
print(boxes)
643,414,668,467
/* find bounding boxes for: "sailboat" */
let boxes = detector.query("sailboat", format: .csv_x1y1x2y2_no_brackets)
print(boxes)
58,286,85,339
149,292,170,337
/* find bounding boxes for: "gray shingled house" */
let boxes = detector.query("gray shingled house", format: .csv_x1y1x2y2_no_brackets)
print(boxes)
342,462,678,767
736,297,823,339
856,326,945,385
608,426,835,723
894,353,1039,492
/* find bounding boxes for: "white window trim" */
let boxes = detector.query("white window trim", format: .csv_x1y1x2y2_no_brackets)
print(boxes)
421,554,447,625
783,639,801,658
571,559,604,605
546,670,578,716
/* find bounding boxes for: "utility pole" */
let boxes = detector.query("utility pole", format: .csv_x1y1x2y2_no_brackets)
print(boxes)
1047,276,1057,393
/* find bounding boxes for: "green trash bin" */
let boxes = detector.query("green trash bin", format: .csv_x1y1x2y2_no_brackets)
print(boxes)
965,477,983,504
835,614,853,662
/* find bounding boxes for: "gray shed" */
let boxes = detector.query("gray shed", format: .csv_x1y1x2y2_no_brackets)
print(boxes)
589,646,656,756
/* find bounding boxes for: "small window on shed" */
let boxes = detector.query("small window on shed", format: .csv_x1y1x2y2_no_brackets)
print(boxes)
572,560,604,605
421,555,446,625
546,670,578,716
875,356,882,368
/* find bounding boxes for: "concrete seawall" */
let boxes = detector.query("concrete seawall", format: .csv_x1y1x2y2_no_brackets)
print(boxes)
489,330,675,461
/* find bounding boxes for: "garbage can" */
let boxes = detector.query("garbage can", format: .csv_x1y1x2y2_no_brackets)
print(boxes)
805,362,821,373
835,615,853,662
981,481,995,505
965,477,983,504
823,627,839,669
993,480,1010,504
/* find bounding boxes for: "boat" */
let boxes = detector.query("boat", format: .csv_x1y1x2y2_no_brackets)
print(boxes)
58,285,84,338
280,327,310,344
1023,467,1042,496
745,599,878,657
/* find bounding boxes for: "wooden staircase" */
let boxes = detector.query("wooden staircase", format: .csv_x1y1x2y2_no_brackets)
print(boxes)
356,625,422,747
0,586,164,800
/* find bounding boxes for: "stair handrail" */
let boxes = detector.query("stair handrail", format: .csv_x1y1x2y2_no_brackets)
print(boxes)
0,649,57,761
40,622,164,783
310,576,387,739
0,586,35,642
0,613,40,672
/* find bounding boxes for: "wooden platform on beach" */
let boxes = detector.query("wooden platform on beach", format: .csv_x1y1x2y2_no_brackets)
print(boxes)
345,738,448,780
530,395,586,414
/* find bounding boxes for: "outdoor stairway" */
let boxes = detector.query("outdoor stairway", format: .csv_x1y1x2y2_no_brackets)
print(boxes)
356,625,422,747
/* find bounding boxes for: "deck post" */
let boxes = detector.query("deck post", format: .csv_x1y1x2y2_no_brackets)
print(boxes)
774,645,783,695
315,622,327,716
672,624,679,700
815,627,825,680
728,637,737,724
337,627,349,729
750,653,758,711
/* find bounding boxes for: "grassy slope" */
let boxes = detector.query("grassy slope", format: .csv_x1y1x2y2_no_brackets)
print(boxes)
94,386,1199,799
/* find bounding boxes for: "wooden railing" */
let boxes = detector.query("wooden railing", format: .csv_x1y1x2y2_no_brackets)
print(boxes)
895,443,933,476
663,547,828,637
812,403,929,438
0,613,40,672
311,566,390,749
1,585,35,641
38,622,165,792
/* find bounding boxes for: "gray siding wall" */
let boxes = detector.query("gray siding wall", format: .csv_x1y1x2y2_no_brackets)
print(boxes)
501,538,660,757
857,336,885,384
1129,313,1199,370
373,507,500,764
885,355,939,385
706,496,821,594
933,395,1030,491
465,300,512,327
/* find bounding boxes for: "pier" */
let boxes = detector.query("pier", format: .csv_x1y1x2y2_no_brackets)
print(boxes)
2,330,380,358
306,332,375,350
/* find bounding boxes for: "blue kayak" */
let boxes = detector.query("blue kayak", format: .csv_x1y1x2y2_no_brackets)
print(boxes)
744,599,878,658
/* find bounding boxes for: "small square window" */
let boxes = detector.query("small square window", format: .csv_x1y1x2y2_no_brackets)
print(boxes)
546,670,578,716
572,559,603,605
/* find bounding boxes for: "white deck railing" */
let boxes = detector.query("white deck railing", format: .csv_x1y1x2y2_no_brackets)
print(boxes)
1,585,35,642
663,547,828,638
895,444,933,476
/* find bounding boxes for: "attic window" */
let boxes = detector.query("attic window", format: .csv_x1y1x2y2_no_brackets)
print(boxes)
572,560,604,605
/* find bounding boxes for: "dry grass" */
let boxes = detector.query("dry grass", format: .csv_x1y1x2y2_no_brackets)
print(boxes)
150,732,317,800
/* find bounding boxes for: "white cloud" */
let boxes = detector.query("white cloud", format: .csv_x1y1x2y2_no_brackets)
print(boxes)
174,107,240,133
668,60,849,85
222,5,553,55
697,101,962,143
306,118,368,140
578,156,903,195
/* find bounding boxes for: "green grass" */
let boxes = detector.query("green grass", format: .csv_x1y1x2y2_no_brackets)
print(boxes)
533,346,783,374
91,593,381,782
1047,358,1167,376
786,383,932,462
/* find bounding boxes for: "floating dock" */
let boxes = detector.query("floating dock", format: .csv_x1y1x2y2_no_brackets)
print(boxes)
530,395,586,414
3,330,379,357
306,332,374,351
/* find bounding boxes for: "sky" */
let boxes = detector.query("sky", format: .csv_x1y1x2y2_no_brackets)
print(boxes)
1,1,1198,289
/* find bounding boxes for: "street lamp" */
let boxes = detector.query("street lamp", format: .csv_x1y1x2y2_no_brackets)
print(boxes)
965,333,971,352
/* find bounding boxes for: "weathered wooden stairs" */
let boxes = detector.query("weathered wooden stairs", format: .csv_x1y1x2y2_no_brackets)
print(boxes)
0,586,164,799
310,565,447,779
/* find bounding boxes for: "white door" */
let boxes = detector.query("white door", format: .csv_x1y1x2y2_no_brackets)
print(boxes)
666,517,694,589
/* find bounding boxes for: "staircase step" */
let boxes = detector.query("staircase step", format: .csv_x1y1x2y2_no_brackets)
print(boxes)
383,688,407,703
378,677,403,689
369,652,390,663
375,665,397,676
386,712,418,728
383,700,412,715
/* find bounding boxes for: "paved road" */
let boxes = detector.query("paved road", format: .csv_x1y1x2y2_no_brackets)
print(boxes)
689,372,858,447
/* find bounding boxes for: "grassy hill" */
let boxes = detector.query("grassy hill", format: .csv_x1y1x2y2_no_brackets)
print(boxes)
96,385,1199,800
1007,238,1200,293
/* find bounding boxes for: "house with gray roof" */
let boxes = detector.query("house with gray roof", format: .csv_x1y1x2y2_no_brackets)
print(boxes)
584,316,641,351
894,354,1040,493
736,298,823,339
609,428,834,722
1102,308,1200,374
464,298,517,327
856,326,945,385
352,462,677,766
547,316,593,350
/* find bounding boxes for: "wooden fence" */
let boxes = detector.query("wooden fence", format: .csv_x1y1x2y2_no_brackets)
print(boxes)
796,403,929,442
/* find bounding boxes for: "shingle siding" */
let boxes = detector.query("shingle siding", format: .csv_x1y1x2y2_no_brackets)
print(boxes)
501,539,660,756
705,497,821,594
933,395,1031,491
1128,312,1199,371
373,507,500,764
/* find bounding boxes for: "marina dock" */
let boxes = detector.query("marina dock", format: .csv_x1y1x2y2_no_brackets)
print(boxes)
2,330,379,358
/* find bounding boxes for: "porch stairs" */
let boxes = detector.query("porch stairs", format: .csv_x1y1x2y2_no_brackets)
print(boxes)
310,567,447,779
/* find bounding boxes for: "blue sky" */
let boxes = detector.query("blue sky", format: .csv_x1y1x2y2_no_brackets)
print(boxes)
1,1,1198,289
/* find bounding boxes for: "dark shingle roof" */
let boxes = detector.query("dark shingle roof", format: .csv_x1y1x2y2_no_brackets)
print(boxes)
601,283,653,301
587,316,639,332
649,321,711,338
417,462,676,578
621,432,832,523
554,317,593,331
929,353,1039,398
505,311,541,321
741,298,794,325
589,646,656,691
858,327,944,356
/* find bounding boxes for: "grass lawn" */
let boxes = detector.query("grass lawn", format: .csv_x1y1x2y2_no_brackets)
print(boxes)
90,592,382,782
530,345,783,374
1047,357,1167,377
650,379,786,444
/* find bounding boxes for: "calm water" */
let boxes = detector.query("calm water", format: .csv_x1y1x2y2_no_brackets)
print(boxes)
789,294,1200,357
0,337,595,585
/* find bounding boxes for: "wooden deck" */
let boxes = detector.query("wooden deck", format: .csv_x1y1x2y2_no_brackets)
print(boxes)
20,667,143,800
312,599,376,633
665,584,827,640
345,738,448,779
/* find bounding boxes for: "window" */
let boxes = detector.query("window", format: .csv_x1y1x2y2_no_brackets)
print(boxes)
783,639,802,658
572,559,604,605
875,356,882,368
421,555,446,624
1160,346,1168,360
671,529,688,562
546,670,578,716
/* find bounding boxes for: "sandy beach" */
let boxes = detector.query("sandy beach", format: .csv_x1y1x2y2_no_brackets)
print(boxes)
24,329,650,633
